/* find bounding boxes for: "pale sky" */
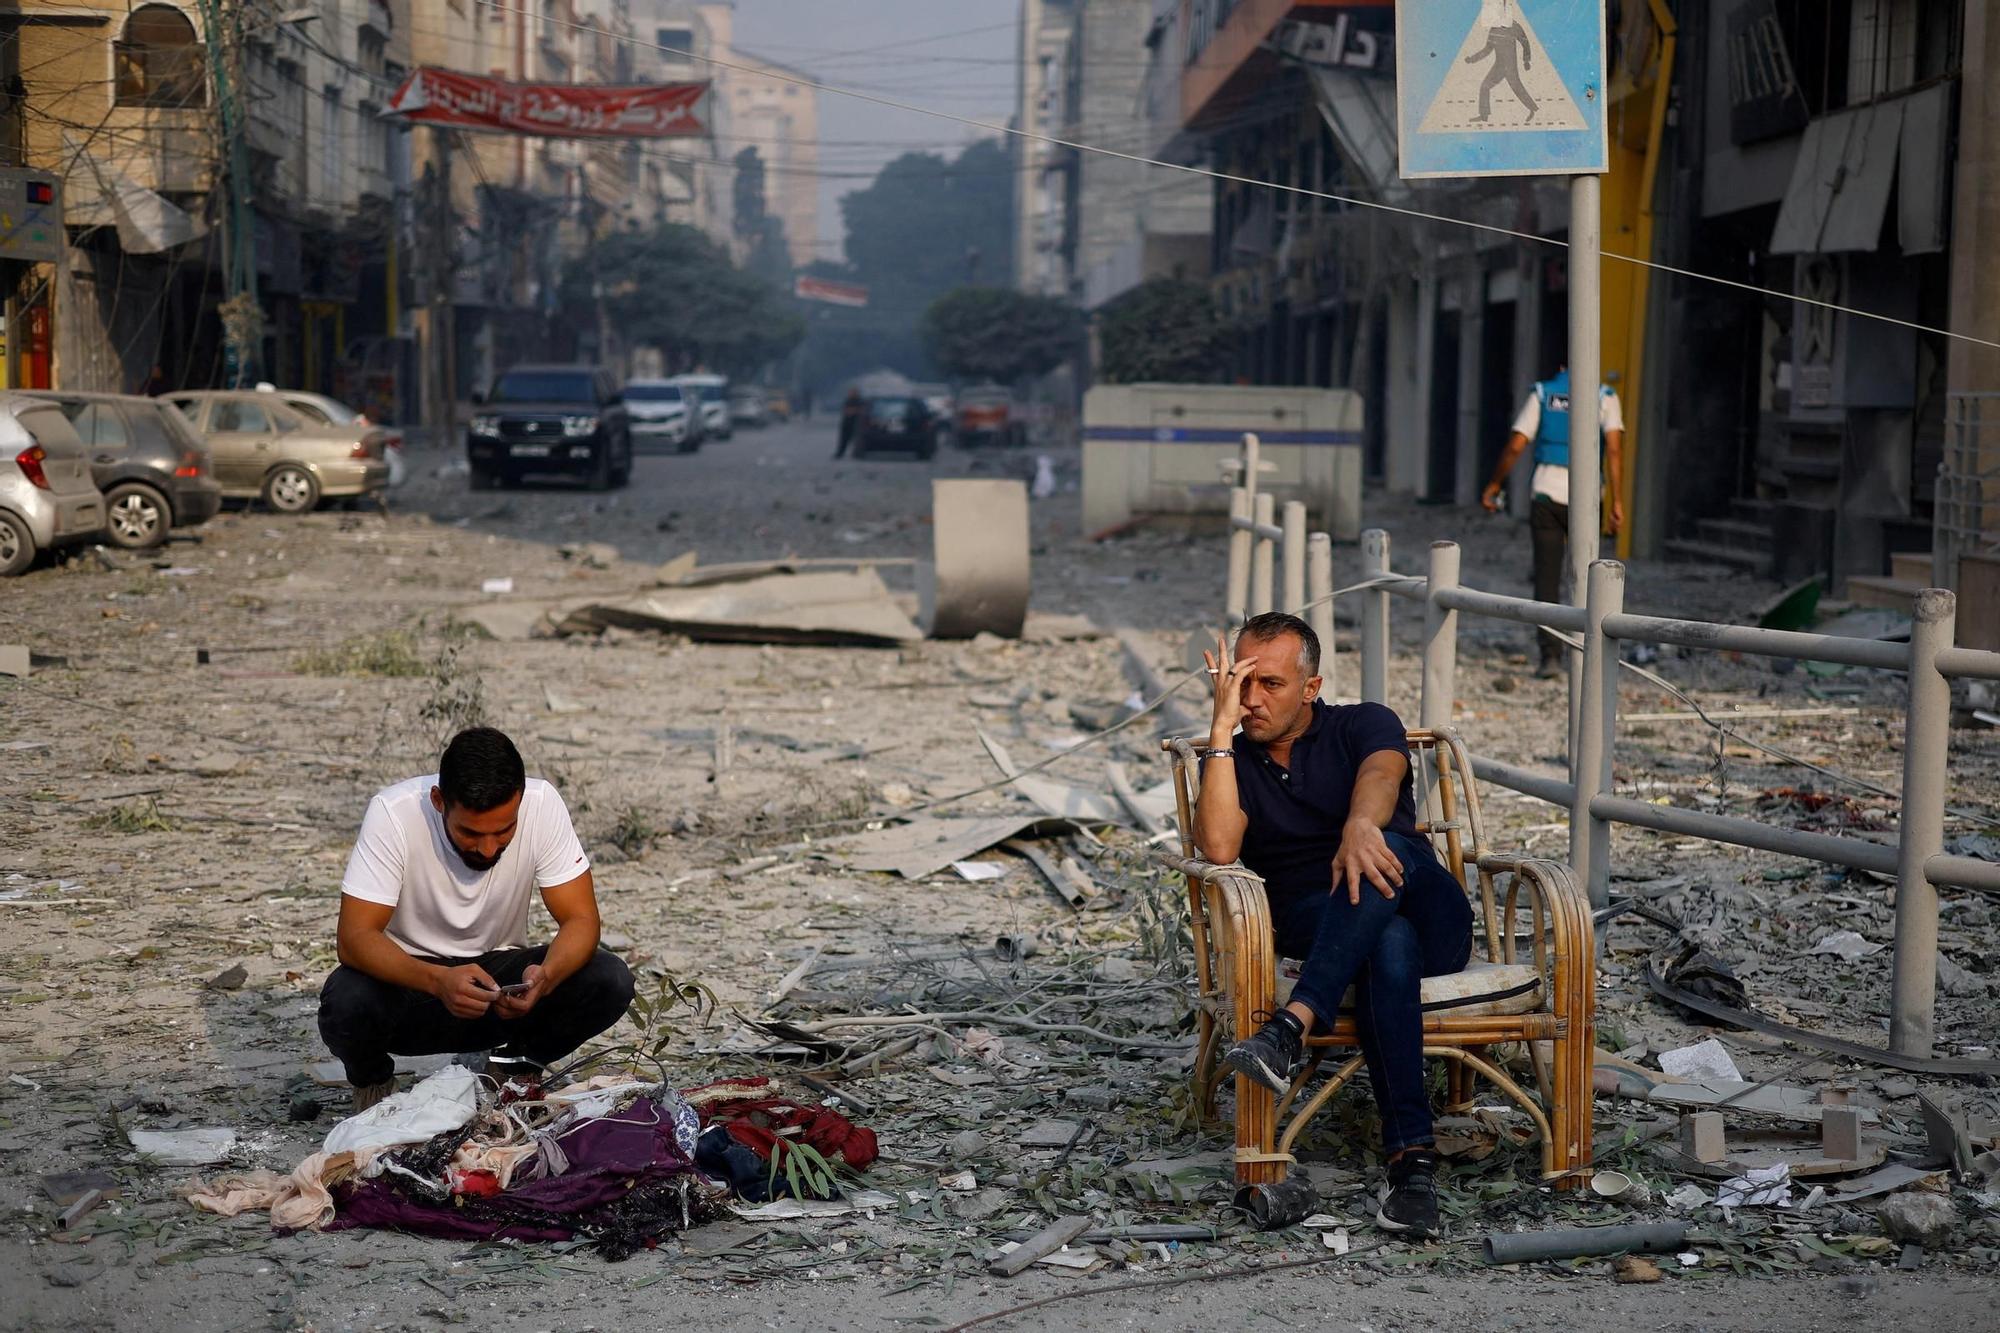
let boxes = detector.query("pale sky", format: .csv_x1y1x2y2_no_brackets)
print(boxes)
724,2,1023,256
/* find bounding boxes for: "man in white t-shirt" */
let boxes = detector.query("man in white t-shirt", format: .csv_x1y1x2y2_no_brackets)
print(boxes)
317,727,633,1110
1479,367,1625,677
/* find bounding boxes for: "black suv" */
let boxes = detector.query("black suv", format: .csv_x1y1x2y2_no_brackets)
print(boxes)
25,391,222,548
467,364,632,491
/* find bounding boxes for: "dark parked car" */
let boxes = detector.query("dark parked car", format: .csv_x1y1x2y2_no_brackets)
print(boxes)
854,396,936,460
467,364,631,491
25,391,220,549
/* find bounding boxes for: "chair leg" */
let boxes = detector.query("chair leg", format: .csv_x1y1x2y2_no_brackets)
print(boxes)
1445,1058,1474,1113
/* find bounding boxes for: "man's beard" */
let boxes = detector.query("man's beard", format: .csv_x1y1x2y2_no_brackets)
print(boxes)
453,841,502,871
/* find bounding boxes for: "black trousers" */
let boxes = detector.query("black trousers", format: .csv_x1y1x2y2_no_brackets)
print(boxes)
317,945,635,1087
1529,496,1569,667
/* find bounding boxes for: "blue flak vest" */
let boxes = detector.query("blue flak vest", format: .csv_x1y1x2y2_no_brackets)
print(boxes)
1529,371,1611,468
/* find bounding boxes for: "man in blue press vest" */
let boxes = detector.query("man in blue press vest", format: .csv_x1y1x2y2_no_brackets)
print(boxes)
1480,368,1625,678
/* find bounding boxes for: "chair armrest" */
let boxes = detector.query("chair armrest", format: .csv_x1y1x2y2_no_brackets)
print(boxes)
1474,853,1593,976
1149,850,1279,1029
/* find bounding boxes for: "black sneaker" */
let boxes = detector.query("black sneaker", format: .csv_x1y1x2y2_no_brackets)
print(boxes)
1376,1148,1441,1237
1222,1012,1303,1096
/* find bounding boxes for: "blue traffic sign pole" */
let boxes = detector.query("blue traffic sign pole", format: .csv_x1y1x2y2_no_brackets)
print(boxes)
1395,0,1607,869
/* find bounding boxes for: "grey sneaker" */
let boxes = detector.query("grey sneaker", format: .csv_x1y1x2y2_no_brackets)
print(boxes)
351,1078,397,1114
1222,1013,1304,1096
1376,1148,1442,1237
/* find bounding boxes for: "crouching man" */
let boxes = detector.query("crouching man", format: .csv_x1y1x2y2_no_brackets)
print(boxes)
318,726,634,1112
1196,614,1473,1237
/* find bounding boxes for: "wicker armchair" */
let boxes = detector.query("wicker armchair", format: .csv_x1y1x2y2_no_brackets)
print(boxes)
1154,727,1595,1196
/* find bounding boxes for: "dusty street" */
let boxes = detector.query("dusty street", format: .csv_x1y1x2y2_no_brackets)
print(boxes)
2,416,1997,1331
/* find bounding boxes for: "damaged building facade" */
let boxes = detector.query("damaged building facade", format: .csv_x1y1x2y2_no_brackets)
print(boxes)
1122,0,1997,621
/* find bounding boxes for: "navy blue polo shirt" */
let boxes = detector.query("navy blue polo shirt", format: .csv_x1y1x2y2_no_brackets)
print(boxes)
1231,700,1418,904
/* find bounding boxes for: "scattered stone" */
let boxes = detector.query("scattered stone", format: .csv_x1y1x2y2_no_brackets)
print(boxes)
205,963,247,992
1876,1078,1919,1101
948,1129,988,1160
288,1095,323,1123
1875,1192,1957,1248
1936,955,1984,997
1612,1255,1663,1284
1837,1273,1879,1299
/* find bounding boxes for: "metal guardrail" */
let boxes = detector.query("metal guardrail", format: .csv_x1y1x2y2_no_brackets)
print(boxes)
1347,530,2000,1061
1208,431,1996,1059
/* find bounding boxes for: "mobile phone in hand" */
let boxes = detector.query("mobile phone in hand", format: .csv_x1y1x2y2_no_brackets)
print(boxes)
496,981,532,997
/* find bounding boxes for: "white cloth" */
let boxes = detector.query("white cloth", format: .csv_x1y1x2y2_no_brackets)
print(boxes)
323,1063,480,1156
1512,385,1624,507
341,775,589,958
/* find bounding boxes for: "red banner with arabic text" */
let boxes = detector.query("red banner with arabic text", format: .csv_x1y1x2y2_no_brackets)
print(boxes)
386,67,710,139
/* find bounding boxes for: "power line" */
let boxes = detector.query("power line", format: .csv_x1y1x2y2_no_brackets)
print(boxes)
474,0,2000,355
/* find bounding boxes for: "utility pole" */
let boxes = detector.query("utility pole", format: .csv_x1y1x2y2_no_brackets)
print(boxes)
423,127,458,454
195,0,259,386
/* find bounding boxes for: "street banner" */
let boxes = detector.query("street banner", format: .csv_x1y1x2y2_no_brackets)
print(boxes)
794,274,869,308
1396,0,1607,178
386,68,710,138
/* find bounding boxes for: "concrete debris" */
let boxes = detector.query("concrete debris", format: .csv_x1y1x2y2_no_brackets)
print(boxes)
129,1128,238,1166
1811,930,1884,960
1935,954,1985,997
1716,1163,1792,1208
0,644,30,678
1875,1192,1958,1248
1648,1079,1881,1126
818,814,1076,880
556,568,922,647
1612,1254,1664,1283
1658,1038,1744,1084
557,541,620,569
919,480,1030,639
1919,1092,1980,1179
204,963,247,992
1665,1182,1711,1211
1829,1164,1950,1203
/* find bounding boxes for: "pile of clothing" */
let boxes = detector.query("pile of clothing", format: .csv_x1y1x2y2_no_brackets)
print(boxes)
186,1066,880,1260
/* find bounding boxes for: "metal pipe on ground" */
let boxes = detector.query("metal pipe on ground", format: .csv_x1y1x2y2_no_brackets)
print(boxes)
1361,528,1390,705
1472,755,1577,808
1483,1221,1686,1265
1251,492,1277,616
1891,588,1956,1058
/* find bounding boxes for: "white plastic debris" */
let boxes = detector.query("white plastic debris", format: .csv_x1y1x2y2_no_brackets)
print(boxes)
323,1063,478,1155
1321,1229,1351,1254
951,861,1006,882
1666,1182,1712,1211
130,1128,238,1166
481,577,514,595
1716,1163,1792,1209
1658,1037,1744,1084
1811,930,1885,960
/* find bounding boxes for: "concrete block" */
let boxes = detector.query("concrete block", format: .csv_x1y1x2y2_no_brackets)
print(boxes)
920,479,1029,639
0,644,28,678
1680,1111,1726,1163
1822,1105,1864,1161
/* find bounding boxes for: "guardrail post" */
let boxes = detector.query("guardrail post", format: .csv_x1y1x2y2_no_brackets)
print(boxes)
1225,486,1251,627
1890,588,1956,1057
1361,528,1389,705
1421,540,1459,729
1572,559,1623,908
1281,500,1307,615
1307,531,1336,699
1251,491,1276,616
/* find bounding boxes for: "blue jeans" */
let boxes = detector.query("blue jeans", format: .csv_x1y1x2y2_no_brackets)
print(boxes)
1267,831,1473,1154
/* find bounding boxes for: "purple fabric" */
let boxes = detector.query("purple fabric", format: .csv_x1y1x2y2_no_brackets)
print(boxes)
327,1096,703,1243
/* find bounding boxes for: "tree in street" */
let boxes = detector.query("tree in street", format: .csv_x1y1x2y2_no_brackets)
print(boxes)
921,287,1080,386
1096,277,1230,384
567,224,803,377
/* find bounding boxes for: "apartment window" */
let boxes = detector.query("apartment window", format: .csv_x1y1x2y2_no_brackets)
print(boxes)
358,27,388,82
1848,0,1918,100
115,4,209,108
320,89,343,200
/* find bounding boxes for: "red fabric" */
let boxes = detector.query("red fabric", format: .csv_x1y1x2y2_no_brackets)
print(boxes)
683,1078,879,1170
452,1170,503,1199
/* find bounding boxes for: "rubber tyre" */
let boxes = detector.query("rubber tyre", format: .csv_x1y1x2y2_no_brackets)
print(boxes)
469,463,496,491
611,436,633,488
589,443,613,491
0,511,33,576
103,481,171,550
262,464,320,514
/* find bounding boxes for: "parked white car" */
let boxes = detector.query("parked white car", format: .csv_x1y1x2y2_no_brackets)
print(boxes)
671,374,731,441
624,378,697,453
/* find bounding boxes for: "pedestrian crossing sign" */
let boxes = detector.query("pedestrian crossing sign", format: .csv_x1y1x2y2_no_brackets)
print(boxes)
1396,0,1607,179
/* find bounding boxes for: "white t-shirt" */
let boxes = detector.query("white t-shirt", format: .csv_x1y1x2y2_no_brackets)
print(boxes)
1511,384,1624,506
340,775,590,959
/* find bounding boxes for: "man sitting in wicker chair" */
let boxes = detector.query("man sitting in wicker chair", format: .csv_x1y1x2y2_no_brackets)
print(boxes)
1195,612,1473,1237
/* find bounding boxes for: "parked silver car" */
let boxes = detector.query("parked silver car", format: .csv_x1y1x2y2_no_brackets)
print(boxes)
624,377,697,453
262,387,407,488
0,393,105,576
167,390,389,513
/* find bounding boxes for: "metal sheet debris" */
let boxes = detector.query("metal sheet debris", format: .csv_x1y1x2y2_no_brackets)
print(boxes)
555,569,922,646
819,815,1077,880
